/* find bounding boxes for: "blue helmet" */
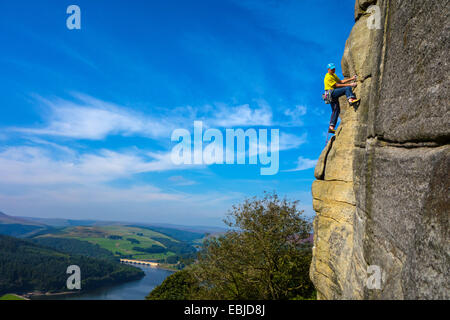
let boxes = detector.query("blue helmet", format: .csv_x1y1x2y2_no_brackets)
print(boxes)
327,63,336,70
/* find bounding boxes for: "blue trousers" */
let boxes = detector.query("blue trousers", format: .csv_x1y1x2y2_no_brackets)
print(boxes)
329,87,355,127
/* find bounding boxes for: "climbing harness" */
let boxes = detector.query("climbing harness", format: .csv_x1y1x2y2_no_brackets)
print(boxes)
322,89,334,104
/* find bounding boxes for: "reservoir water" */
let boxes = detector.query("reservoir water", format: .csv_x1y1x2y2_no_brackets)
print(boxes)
45,265,174,300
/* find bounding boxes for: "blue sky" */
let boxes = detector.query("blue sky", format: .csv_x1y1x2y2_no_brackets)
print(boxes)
0,0,356,227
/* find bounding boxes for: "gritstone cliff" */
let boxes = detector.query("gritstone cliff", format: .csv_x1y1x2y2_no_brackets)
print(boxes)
310,0,449,299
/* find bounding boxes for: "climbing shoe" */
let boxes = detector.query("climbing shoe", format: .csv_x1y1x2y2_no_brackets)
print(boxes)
348,98,360,105
328,128,336,134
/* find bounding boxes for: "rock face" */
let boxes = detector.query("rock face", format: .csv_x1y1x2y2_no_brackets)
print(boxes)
310,0,449,299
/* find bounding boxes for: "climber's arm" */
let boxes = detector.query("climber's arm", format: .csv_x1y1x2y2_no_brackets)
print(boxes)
334,82,357,88
339,76,357,84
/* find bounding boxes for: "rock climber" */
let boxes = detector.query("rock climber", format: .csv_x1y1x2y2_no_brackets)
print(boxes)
324,63,360,133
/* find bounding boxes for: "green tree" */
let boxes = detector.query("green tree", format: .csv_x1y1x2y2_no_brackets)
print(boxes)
146,270,200,300
147,192,316,300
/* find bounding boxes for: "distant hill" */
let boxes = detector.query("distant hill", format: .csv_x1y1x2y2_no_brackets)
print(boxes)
0,212,44,226
12,213,228,234
0,212,125,238
0,211,225,243
17,216,120,227
0,224,48,238
140,223,227,235
0,212,49,238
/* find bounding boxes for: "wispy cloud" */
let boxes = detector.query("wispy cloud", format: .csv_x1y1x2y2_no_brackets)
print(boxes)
206,102,272,127
283,105,307,126
168,175,196,186
9,94,277,140
279,132,307,151
0,185,182,204
0,145,189,186
11,94,171,140
283,156,317,172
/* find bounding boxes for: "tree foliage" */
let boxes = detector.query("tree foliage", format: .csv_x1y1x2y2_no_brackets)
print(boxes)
146,270,200,300
148,193,316,300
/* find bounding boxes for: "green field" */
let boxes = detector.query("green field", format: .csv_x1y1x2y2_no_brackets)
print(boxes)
37,225,179,260
0,294,26,300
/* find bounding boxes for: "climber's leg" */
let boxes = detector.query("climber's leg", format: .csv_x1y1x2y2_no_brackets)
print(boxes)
329,100,340,133
332,87,356,100
344,86,356,99
332,87,359,105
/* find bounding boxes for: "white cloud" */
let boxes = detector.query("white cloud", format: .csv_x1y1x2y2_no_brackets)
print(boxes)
0,145,191,186
0,143,226,223
0,130,305,188
284,105,307,117
9,94,276,141
207,101,272,127
279,132,307,151
282,105,307,126
168,176,196,186
283,156,317,172
12,94,171,140
1,185,181,204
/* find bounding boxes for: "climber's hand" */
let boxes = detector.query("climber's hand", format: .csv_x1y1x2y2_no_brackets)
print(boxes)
350,82,357,87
